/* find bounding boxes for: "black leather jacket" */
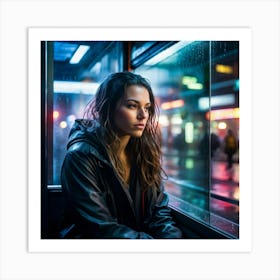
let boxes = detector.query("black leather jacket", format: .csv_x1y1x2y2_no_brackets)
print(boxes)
60,120,182,239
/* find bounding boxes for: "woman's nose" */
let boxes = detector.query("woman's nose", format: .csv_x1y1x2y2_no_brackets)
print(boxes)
137,108,148,119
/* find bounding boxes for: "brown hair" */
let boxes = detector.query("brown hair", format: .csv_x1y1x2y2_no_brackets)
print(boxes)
83,71,164,191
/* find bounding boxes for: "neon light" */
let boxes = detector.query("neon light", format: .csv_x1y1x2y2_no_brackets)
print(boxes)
144,41,193,66
182,76,197,86
70,45,90,64
206,108,240,120
215,64,233,74
53,81,99,94
199,94,235,110
161,99,184,110
185,122,194,143
187,83,203,90
182,76,203,90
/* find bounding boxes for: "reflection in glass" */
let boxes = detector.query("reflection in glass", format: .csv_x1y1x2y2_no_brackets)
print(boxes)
135,41,211,219
134,41,239,237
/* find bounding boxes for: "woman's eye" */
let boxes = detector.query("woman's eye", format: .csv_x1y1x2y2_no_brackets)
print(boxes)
127,104,137,109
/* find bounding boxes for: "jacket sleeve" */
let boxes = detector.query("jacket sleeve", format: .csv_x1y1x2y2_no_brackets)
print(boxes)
61,150,153,239
144,186,183,239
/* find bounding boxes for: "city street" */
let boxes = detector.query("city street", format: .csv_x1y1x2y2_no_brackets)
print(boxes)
162,152,239,237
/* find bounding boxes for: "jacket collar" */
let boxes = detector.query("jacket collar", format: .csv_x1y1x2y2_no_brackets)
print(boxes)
67,119,111,166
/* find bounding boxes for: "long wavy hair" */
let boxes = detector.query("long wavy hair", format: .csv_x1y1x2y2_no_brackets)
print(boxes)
83,71,164,191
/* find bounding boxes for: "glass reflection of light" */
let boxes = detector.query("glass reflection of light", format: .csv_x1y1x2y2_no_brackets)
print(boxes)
185,158,194,169
59,121,67,129
185,122,194,143
211,182,239,201
182,76,197,86
233,189,240,200
206,108,240,121
187,83,203,90
53,81,99,95
69,45,90,64
161,99,184,110
215,64,233,74
218,122,227,130
199,94,235,111
67,114,76,126
171,114,183,125
159,115,169,127
53,110,59,120
182,76,203,90
144,41,193,66
171,127,182,135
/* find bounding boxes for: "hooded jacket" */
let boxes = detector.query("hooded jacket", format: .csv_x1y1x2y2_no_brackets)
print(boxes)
60,120,182,239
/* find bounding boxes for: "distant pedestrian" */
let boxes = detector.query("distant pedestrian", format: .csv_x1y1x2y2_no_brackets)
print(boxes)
223,129,238,169
210,132,220,157
198,131,220,157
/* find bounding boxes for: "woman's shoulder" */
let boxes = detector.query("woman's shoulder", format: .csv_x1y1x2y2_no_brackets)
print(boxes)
64,119,112,166
66,135,110,167
67,139,96,154
67,120,101,152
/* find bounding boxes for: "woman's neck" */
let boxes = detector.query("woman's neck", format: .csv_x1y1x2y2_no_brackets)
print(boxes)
116,135,131,185
116,135,130,157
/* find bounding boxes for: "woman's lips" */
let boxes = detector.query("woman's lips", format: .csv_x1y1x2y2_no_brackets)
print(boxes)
134,124,145,129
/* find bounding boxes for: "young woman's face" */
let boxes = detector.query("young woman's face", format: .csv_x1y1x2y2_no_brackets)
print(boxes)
113,85,151,138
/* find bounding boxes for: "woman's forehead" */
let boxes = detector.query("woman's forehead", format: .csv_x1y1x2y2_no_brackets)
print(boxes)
123,85,151,102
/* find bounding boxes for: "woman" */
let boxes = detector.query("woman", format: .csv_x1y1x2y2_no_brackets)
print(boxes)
60,71,183,239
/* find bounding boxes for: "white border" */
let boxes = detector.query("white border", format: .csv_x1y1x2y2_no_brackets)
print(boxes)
28,27,252,253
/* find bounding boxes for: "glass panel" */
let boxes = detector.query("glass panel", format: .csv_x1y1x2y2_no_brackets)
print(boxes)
134,41,239,238
50,41,123,185
134,41,211,222
209,41,239,235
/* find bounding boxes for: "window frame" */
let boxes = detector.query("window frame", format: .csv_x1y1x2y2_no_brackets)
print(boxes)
41,40,238,239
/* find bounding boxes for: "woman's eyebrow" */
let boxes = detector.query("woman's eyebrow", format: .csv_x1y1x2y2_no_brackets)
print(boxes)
125,99,151,105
